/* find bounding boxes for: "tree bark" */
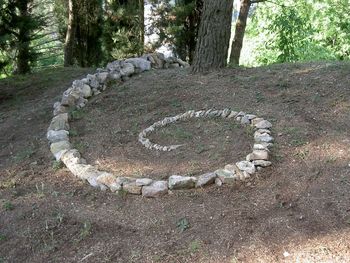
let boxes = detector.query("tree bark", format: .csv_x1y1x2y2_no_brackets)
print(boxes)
229,0,251,65
139,0,144,55
191,0,233,73
16,0,31,74
64,0,75,67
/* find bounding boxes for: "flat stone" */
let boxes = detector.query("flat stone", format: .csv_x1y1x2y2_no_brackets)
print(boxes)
50,140,71,160
246,150,269,161
255,120,272,129
48,113,69,131
241,115,251,124
221,109,231,118
61,149,81,167
120,62,135,76
125,58,151,72
236,161,256,175
254,133,274,143
215,169,236,184
123,181,142,195
196,172,217,188
142,180,168,197
136,178,153,186
224,164,236,173
227,111,238,118
66,164,105,189
253,144,270,151
47,130,69,143
251,118,264,125
87,74,100,89
215,177,223,186
257,128,271,134
97,72,109,84
168,175,197,190
253,160,272,167
96,172,121,192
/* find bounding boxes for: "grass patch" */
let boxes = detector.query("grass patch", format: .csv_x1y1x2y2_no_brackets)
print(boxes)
3,201,14,211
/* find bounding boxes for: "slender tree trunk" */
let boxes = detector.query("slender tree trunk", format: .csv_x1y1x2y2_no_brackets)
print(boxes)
229,0,251,65
64,0,75,67
16,0,31,74
139,0,144,55
191,0,233,73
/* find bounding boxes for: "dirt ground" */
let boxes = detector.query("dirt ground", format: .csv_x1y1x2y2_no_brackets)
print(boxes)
1,62,350,263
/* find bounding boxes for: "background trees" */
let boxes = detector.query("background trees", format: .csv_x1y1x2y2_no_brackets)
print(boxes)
0,0,349,77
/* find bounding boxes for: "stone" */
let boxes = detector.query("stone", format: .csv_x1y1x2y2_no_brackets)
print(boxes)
215,169,236,184
168,175,197,190
48,113,69,131
142,180,168,197
123,181,142,195
169,63,180,68
241,115,251,124
80,84,92,98
196,172,217,188
136,178,153,186
221,109,231,118
50,140,71,160
61,149,81,167
215,177,223,186
120,62,135,76
243,171,251,180
97,72,109,84
227,111,238,118
257,128,271,134
251,118,264,125
124,58,151,72
246,150,269,161
47,130,69,143
66,163,102,188
253,144,270,151
53,102,68,116
106,60,122,72
254,133,274,143
176,58,190,68
224,164,236,173
246,114,257,120
96,172,121,192
255,120,272,129
236,161,256,175
61,90,76,107
253,160,272,167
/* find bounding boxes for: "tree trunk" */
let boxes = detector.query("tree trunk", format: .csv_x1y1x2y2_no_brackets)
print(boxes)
16,0,31,74
229,0,251,65
139,0,144,55
64,0,75,67
191,0,233,73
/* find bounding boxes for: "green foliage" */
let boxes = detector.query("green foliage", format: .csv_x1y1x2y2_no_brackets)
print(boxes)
176,217,190,232
149,0,202,62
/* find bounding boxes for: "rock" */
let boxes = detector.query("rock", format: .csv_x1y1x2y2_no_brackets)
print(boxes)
168,175,197,190
236,161,256,175
253,143,270,151
253,160,272,167
251,118,264,126
255,120,272,129
136,178,153,186
243,171,251,180
61,90,76,107
61,149,82,167
257,128,271,134
50,140,71,160
196,172,217,188
97,72,109,84
142,180,168,197
123,181,142,195
142,53,164,68
169,63,180,68
246,114,257,120
120,62,135,76
47,130,69,143
106,60,122,72
109,72,121,80
241,115,251,124
176,58,190,68
124,58,151,72
227,111,238,118
48,113,69,131
215,169,236,184
72,80,91,98
87,74,100,89
96,172,121,192
221,108,231,118
66,163,103,189
224,164,236,173
215,177,223,186
246,150,269,161
254,133,274,143
53,102,69,116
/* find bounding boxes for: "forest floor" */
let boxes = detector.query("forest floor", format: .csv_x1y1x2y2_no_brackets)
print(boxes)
1,62,350,263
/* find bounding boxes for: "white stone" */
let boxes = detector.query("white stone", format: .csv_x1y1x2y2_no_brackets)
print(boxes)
48,113,69,131
253,160,272,167
236,161,256,174
136,178,153,186
255,120,272,129
168,175,197,190
142,181,168,197
97,72,109,84
125,58,151,72
120,62,135,76
215,177,223,186
246,150,269,161
50,140,71,160
47,130,69,143
96,172,121,192
227,111,238,118
254,133,274,143
123,181,142,195
196,172,216,188
215,169,236,184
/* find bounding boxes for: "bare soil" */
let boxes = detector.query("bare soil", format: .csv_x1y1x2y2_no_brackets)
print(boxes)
1,62,350,263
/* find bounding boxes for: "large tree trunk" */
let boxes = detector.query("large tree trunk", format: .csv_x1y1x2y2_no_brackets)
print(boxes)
191,0,233,73
229,0,251,65
64,0,75,67
16,0,31,74
139,0,144,55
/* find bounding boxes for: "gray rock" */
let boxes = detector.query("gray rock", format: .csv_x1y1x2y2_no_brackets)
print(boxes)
215,169,236,184
176,58,190,68
120,62,135,76
254,133,274,143
96,172,121,192
87,74,100,89
236,161,256,174
227,111,238,118
169,63,180,68
66,163,104,189
123,181,142,195
168,175,197,190
136,178,153,186
251,118,264,126
97,72,109,84
253,143,270,151
48,113,69,131
61,90,76,107
61,149,82,167
221,108,231,118
125,58,151,72
215,177,223,186
253,160,272,167
255,120,272,129
47,130,69,143
241,115,251,124
142,180,168,197
196,172,216,188
246,150,269,161
224,164,236,173
106,60,122,72
50,140,71,160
